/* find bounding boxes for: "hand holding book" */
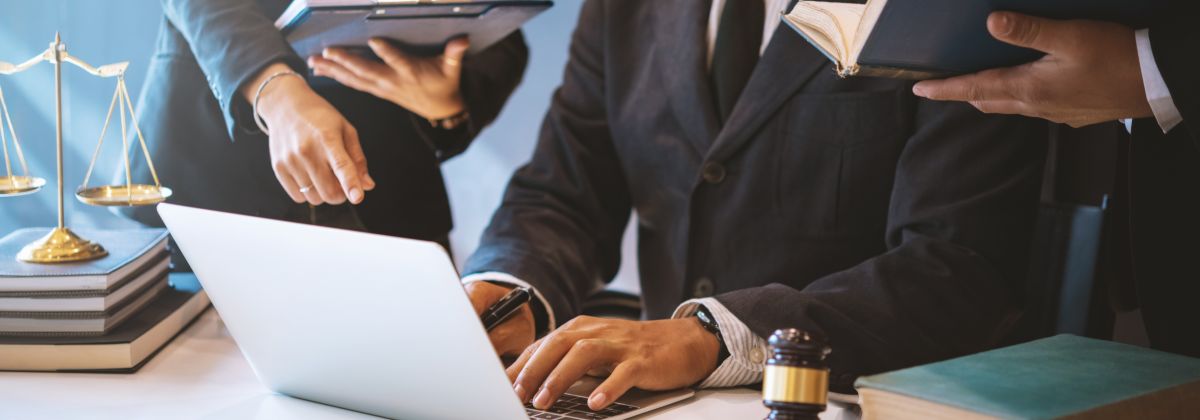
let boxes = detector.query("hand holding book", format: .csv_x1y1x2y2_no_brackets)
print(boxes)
308,37,469,122
913,12,1153,128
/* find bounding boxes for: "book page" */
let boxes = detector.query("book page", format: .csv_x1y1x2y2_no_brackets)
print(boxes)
783,9,844,65
801,2,866,64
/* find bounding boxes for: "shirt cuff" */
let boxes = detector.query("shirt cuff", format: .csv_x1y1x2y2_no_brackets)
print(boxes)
1136,29,1183,133
673,298,768,388
461,272,557,332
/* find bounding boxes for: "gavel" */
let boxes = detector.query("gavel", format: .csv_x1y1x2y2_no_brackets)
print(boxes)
762,328,831,420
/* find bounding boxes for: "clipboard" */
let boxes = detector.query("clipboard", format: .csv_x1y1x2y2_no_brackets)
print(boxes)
276,0,553,58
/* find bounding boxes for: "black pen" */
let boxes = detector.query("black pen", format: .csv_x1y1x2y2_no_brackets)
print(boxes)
480,287,532,331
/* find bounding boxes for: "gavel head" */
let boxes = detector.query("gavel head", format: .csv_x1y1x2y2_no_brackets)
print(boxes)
762,328,831,420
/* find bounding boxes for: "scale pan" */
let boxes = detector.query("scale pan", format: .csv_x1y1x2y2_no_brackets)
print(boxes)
0,175,46,196
75,184,172,206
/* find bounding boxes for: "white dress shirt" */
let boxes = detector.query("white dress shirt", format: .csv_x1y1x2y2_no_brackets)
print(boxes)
464,0,789,389
1135,29,1183,133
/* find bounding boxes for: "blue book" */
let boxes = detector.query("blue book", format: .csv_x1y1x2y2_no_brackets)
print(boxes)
275,0,552,59
0,228,169,293
855,335,1200,419
783,0,1156,79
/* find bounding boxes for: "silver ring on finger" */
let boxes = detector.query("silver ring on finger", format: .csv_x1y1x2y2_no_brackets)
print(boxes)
298,184,314,193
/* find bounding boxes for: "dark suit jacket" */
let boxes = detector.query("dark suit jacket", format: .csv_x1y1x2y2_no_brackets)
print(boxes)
464,0,1048,390
124,0,527,247
1127,0,1200,358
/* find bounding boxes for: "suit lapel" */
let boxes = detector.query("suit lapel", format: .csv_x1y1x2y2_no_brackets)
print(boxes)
706,24,828,161
657,0,720,156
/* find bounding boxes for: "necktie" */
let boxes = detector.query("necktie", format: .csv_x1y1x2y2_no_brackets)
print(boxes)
711,0,764,125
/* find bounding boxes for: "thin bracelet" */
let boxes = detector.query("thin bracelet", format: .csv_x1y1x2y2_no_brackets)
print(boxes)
253,70,304,136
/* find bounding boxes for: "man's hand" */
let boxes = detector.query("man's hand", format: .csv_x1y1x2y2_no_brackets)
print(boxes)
465,281,536,357
912,12,1153,127
243,63,374,205
308,38,469,120
507,316,720,412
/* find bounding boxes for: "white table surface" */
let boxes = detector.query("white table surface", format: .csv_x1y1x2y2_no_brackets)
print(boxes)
0,309,856,419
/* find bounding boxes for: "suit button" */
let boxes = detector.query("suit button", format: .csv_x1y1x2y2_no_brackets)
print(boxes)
692,277,714,298
702,162,726,184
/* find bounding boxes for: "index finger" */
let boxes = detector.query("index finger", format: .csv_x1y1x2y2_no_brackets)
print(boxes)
533,339,619,410
513,333,577,406
322,125,364,203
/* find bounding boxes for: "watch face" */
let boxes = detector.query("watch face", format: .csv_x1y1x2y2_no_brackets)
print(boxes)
696,308,714,326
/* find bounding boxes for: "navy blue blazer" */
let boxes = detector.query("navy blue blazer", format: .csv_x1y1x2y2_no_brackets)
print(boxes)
464,0,1050,391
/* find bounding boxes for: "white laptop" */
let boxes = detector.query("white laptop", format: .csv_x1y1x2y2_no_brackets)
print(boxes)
157,203,693,420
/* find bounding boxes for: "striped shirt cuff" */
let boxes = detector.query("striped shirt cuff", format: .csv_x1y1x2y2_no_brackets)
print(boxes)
461,272,557,332
673,298,768,388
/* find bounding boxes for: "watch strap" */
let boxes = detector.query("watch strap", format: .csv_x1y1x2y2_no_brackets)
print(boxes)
695,305,731,364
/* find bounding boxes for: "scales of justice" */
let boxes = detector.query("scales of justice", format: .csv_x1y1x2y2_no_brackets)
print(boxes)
0,34,170,264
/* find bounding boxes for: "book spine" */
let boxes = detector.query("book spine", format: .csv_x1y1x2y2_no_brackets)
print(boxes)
847,65,956,81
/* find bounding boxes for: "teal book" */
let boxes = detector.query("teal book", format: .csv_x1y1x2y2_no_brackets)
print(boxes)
855,335,1200,419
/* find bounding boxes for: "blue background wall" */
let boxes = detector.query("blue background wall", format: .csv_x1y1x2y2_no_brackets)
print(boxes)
0,1,639,292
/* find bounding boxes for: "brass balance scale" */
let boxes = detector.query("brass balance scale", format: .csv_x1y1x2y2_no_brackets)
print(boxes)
0,34,170,264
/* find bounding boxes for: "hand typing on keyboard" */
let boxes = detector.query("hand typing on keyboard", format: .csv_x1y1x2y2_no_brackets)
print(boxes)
506,316,720,411
525,393,639,419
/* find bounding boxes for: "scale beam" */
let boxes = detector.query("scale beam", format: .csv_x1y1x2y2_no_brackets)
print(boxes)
0,47,128,78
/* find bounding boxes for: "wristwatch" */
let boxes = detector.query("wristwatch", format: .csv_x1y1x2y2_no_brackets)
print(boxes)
694,306,730,365
426,110,470,130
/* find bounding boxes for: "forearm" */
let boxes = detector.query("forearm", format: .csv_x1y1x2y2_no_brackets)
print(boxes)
241,62,296,104
161,0,303,137
713,240,1020,392
463,0,626,326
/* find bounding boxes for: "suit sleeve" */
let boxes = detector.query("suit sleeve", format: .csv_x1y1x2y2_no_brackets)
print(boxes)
1149,0,1200,143
161,0,306,141
715,101,1047,392
462,0,632,324
412,31,530,160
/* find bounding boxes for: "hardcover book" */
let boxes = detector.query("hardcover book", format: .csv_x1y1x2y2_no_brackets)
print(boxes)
0,273,210,372
855,335,1200,419
0,228,169,292
783,0,1155,79
0,256,168,312
0,278,168,335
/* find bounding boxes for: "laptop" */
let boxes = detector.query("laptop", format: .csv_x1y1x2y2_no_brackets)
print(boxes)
157,203,694,420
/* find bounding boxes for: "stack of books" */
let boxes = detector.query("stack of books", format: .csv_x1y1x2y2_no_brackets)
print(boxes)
0,228,209,371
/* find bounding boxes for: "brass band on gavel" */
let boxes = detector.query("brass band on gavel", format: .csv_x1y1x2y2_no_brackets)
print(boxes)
762,328,830,420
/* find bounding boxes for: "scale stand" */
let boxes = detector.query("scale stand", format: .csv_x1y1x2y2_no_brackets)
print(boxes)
0,34,172,263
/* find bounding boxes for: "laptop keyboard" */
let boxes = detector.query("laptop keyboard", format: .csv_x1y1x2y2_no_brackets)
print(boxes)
524,393,640,419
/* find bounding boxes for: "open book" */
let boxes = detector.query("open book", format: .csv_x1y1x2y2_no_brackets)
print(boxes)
782,0,1154,80
782,1,890,78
